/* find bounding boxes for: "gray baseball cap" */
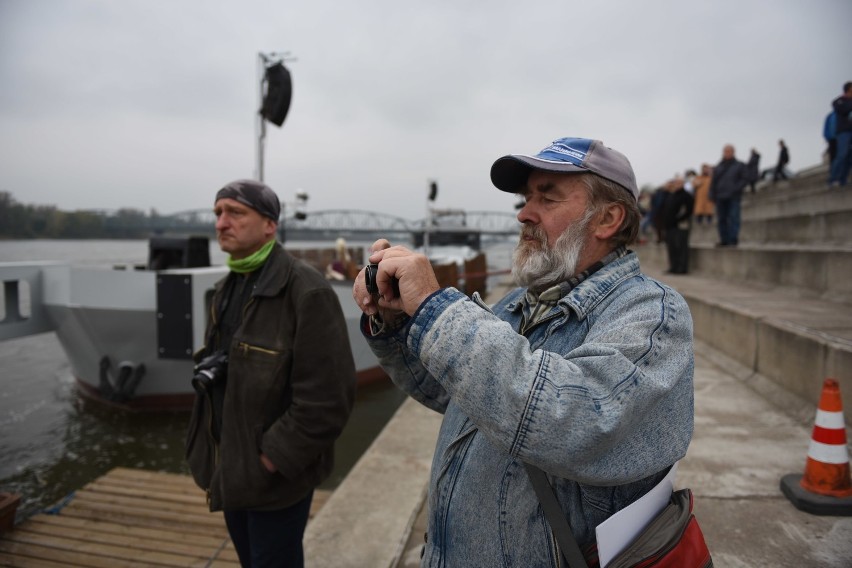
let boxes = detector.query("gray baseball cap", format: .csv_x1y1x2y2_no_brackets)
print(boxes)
490,137,639,201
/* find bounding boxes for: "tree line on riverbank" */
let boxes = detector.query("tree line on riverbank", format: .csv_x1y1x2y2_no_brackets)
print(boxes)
0,191,207,239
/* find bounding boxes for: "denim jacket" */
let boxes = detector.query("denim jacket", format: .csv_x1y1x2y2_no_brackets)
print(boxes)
365,251,694,567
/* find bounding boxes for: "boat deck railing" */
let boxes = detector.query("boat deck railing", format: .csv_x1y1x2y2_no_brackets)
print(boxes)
0,262,58,341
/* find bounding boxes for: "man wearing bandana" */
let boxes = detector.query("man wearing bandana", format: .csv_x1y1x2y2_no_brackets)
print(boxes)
186,179,356,567
353,138,694,567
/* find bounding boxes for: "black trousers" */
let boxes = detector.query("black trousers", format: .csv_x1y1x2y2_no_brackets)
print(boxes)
665,227,690,274
224,490,314,567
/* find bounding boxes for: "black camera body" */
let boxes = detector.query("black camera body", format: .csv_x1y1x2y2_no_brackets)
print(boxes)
364,263,400,298
192,351,229,395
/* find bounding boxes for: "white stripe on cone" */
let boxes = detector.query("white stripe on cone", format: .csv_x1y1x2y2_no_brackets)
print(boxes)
815,409,846,430
808,440,851,465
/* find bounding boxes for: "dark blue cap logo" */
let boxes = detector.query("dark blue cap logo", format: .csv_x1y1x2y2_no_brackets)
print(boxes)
535,138,593,167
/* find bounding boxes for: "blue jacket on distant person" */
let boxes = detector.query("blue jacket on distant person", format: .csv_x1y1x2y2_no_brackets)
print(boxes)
824,110,837,142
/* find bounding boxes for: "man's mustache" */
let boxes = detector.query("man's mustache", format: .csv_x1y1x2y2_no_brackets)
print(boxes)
520,224,547,245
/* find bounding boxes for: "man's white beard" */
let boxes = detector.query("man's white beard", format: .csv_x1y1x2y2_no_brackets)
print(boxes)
512,209,594,292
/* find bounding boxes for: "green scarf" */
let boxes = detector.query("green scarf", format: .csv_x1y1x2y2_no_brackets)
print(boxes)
227,239,276,273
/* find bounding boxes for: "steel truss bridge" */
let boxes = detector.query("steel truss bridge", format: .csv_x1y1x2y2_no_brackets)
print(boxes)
147,209,521,241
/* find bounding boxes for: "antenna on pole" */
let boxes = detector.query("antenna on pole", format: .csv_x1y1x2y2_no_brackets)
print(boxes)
255,51,295,182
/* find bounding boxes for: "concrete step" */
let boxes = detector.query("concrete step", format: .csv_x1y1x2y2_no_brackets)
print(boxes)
683,163,852,246
743,179,852,221
689,207,852,245
637,242,852,306
637,256,852,424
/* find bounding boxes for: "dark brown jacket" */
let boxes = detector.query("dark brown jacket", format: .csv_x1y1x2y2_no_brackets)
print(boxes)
186,243,356,511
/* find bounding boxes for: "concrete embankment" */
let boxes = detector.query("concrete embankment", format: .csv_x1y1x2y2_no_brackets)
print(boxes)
303,398,442,567
306,338,852,568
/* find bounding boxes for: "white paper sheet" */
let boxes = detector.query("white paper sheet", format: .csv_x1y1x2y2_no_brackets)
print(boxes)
595,463,679,568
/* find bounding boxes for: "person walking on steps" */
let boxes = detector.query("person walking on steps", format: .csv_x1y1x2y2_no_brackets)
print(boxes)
773,139,790,182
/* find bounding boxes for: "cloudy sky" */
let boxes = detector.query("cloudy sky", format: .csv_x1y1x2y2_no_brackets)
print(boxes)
1,0,849,221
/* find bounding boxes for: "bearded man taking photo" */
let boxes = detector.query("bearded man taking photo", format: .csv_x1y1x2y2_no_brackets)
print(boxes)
353,137,695,567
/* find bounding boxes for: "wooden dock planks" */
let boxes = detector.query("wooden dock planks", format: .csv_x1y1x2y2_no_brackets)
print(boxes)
0,468,330,567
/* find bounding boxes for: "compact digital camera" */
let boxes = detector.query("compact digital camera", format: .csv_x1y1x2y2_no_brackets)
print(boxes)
191,351,228,395
364,263,399,298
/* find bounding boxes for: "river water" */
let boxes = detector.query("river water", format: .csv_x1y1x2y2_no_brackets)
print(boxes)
0,237,515,522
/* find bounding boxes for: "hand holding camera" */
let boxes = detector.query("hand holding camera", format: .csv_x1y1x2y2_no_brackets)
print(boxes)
354,239,441,318
364,263,399,299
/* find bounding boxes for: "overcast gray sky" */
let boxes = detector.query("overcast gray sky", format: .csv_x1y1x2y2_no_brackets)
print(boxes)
1,0,850,221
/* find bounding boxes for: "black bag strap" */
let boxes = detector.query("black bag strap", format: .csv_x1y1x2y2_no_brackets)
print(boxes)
524,463,590,568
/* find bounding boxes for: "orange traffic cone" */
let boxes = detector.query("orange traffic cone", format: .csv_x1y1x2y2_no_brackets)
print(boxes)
781,378,852,515
801,379,852,498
